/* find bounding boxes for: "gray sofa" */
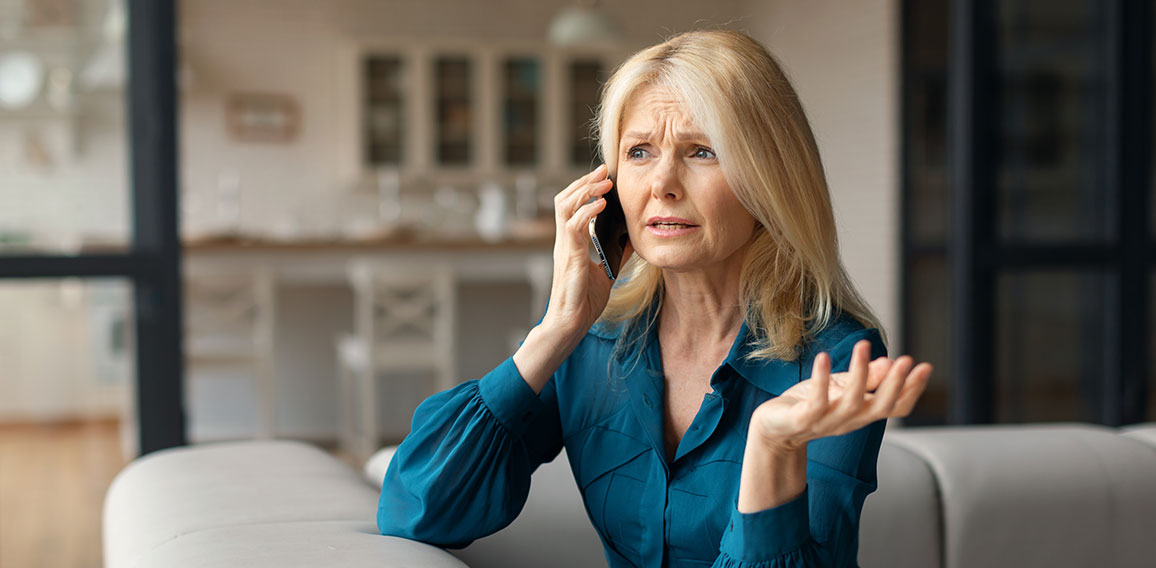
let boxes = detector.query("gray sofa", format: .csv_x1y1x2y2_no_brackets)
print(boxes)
103,423,1156,568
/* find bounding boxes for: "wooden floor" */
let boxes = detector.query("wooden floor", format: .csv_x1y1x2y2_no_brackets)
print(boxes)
0,420,127,568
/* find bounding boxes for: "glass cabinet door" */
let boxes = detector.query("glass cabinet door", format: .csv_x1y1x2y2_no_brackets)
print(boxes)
363,56,404,166
435,56,473,166
568,58,604,168
357,49,623,175
502,57,540,166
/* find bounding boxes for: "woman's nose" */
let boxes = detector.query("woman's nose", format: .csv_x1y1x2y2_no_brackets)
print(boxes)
648,157,684,200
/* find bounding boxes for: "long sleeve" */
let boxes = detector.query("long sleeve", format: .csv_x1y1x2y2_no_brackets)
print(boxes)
712,328,888,568
376,356,564,548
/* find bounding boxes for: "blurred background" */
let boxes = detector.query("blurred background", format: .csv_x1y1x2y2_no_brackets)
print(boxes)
0,0,1153,566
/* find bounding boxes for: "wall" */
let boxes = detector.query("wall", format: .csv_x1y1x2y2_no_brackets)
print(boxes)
745,0,901,343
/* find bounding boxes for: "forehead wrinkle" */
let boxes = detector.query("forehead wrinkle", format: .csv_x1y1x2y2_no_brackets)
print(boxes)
622,128,709,143
621,117,709,146
620,86,710,146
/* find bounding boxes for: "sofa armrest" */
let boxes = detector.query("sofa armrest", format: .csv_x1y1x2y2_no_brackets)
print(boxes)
1121,423,1156,450
363,445,398,489
104,440,465,568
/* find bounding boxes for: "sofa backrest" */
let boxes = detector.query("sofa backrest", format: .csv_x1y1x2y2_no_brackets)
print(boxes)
884,424,1156,568
369,436,951,568
366,422,1156,568
450,449,607,568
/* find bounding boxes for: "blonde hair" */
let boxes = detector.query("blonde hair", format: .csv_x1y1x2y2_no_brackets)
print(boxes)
596,29,883,361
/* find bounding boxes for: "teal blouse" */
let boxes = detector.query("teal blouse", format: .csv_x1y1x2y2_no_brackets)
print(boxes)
378,314,887,567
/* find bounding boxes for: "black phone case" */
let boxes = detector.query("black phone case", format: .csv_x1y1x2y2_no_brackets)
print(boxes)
592,183,628,279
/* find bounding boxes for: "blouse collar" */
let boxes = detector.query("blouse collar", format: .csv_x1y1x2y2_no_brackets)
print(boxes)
721,320,803,396
596,313,803,397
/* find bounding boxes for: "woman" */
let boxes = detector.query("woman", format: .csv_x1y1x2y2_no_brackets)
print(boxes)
378,29,932,567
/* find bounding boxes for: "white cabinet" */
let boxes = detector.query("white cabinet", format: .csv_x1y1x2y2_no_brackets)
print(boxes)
335,40,626,191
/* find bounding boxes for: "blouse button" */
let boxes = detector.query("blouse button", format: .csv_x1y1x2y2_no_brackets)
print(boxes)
643,396,652,408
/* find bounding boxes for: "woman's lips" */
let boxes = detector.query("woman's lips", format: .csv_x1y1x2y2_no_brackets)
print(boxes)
646,217,699,237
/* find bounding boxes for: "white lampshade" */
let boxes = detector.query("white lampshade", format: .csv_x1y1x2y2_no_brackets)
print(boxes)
547,3,620,46
0,50,45,109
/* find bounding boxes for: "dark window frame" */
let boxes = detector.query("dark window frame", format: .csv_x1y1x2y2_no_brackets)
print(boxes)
0,0,185,454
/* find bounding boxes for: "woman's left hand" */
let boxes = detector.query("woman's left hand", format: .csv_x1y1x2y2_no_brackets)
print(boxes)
748,340,933,454
737,341,932,513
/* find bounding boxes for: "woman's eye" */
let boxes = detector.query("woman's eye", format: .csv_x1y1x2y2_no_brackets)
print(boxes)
627,147,648,159
693,147,717,159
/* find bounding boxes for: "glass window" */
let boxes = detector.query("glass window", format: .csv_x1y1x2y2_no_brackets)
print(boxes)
996,0,1111,243
0,278,133,566
905,255,951,425
364,56,404,166
435,56,472,166
1150,272,1156,421
1152,2,1156,240
905,0,950,246
502,57,539,166
569,59,603,168
0,0,131,255
903,0,951,425
0,279,134,420
995,270,1109,422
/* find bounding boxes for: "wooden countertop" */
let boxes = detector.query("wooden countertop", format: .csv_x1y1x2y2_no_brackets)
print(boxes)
183,233,553,253
184,218,556,252
72,221,556,255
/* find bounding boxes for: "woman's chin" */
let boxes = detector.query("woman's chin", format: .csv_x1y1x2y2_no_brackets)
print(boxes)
635,244,748,277
639,252,710,273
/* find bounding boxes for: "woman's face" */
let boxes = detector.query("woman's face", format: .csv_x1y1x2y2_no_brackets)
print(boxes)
616,84,758,277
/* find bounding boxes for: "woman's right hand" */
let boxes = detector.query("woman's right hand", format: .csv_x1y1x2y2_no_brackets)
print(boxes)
513,164,632,393
541,164,629,337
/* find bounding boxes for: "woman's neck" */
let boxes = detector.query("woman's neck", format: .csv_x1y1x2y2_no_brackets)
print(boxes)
658,268,745,352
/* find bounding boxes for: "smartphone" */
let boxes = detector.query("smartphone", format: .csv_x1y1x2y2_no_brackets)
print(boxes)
589,181,629,280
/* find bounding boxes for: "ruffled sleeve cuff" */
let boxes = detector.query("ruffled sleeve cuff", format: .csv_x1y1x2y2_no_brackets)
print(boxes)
477,356,547,438
718,487,812,562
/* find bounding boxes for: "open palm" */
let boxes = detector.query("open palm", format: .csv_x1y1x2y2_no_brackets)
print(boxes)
749,340,933,452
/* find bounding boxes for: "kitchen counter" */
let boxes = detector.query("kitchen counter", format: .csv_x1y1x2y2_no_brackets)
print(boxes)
180,230,555,442
183,233,554,315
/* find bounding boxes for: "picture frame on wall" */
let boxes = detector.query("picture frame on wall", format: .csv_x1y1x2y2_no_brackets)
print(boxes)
225,92,300,143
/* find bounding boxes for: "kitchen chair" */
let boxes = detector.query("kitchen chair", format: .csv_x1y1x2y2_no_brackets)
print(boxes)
336,260,456,464
183,266,277,440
